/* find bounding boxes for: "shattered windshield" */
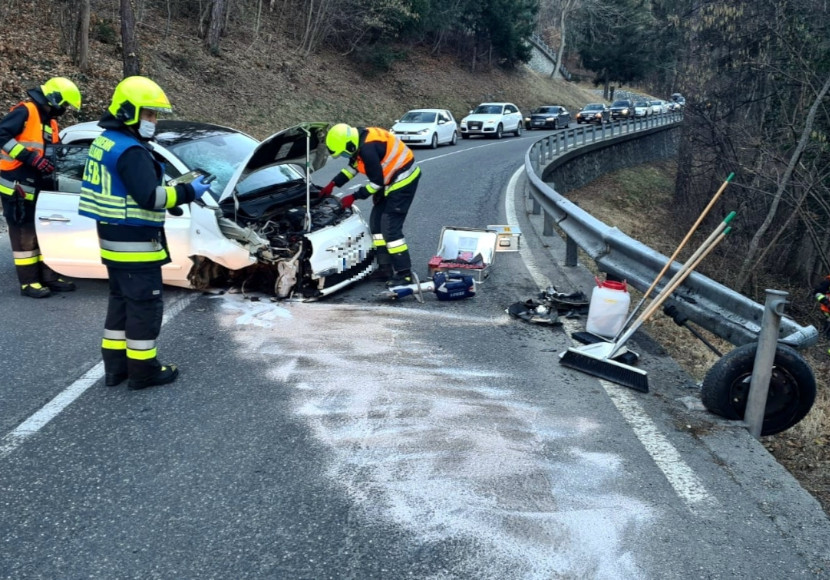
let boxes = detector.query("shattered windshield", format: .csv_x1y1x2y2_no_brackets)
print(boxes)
166,132,258,194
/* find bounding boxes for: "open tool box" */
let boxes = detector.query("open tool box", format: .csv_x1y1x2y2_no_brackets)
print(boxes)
427,225,520,282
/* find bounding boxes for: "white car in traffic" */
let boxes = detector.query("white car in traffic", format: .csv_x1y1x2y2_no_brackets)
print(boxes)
459,102,523,139
390,109,458,148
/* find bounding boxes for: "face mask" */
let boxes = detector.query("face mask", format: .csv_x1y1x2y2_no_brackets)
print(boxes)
138,119,156,139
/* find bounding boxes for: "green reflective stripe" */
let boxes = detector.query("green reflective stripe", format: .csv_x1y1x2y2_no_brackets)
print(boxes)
127,346,157,361
340,167,356,180
102,338,126,350
365,182,382,194
125,205,165,223
101,247,168,263
372,234,386,248
387,239,408,254
157,185,177,209
103,329,126,340
14,255,41,266
8,143,25,158
387,165,420,194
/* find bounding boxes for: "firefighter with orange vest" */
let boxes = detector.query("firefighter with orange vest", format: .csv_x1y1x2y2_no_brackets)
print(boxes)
0,77,82,297
320,123,421,286
813,275,830,347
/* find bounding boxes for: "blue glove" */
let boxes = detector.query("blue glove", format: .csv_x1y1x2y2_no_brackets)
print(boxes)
190,175,212,200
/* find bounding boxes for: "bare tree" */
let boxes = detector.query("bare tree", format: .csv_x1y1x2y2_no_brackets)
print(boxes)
120,0,141,76
77,0,91,72
205,0,225,54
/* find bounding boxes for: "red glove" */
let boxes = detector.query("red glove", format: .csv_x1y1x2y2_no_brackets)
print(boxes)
340,194,355,210
318,182,335,198
23,151,55,174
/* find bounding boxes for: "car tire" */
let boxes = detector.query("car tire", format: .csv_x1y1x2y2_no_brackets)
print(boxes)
701,343,816,436
494,124,503,139
461,133,469,139
450,131,457,145
430,133,438,149
552,120,558,130
514,123,522,137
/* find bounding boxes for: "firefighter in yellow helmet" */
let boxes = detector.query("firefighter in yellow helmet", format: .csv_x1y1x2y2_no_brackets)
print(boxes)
318,123,421,286
79,76,212,390
0,77,82,297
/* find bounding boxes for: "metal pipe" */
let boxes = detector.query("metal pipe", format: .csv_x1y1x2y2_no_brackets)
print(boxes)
744,289,789,439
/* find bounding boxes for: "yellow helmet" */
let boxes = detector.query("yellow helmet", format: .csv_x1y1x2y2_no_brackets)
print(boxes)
108,76,172,126
325,123,359,157
41,77,82,111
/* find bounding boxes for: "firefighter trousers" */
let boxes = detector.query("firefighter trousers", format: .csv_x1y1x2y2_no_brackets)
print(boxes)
101,267,165,382
1,194,60,286
369,174,419,275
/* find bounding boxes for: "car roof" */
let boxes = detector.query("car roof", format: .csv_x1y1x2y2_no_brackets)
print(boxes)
477,102,512,106
404,108,447,113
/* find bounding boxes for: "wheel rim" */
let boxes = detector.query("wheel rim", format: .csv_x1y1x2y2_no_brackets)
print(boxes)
727,366,803,426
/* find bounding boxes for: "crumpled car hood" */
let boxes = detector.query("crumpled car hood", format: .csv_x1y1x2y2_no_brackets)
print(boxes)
217,122,331,203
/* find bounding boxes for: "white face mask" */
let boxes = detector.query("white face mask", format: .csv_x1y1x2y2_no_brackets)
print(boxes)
138,119,156,139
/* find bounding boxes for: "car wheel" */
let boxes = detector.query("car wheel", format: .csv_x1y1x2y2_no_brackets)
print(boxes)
701,343,816,436
450,131,457,145
552,120,558,130
494,124,503,139
461,133,470,139
430,133,438,149
514,122,522,137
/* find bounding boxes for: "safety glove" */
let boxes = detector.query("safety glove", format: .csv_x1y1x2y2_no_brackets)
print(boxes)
19,150,55,173
339,194,355,210
189,175,213,200
318,181,335,198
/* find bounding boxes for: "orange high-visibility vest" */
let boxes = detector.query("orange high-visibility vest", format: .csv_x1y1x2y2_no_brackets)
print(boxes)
355,128,413,185
0,102,59,172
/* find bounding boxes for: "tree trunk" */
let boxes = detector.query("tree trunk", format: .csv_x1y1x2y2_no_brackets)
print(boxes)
120,0,141,76
735,70,830,290
77,0,90,72
206,0,225,54
552,5,568,79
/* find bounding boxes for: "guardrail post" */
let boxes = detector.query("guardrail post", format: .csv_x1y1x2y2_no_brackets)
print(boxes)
565,235,578,266
744,289,789,439
543,210,554,236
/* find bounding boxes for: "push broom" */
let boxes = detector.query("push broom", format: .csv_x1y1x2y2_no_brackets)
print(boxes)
559,215,734,392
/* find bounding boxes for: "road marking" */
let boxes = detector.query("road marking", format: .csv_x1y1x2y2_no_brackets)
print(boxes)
0,293,198,460
505,167,715,512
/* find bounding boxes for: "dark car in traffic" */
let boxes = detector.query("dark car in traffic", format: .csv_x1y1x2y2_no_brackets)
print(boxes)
609,99,634,120
576,103,610,124
524,105,571,130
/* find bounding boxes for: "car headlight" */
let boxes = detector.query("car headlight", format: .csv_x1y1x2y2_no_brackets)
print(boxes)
545,117,554,121
484,120,496,125
623,108,630,114
416,128,430,134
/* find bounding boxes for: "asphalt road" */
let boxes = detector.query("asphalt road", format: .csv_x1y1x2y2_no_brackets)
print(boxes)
1,128,829,579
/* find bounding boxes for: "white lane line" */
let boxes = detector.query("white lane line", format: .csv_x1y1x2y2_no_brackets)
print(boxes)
505,167,715,512
0,293,198,460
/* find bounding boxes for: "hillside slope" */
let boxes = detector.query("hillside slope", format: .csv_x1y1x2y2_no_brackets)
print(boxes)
0,3,598,139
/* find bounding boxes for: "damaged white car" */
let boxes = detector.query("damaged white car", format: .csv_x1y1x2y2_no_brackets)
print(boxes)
34,121,376,299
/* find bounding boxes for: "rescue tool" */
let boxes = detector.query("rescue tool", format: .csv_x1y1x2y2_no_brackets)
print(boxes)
380,272,476,303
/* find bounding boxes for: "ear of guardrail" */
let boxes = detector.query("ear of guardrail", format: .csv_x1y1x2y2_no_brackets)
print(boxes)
523,115,818,350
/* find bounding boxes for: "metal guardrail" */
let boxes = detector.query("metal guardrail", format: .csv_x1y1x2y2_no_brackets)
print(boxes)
523,114,819,350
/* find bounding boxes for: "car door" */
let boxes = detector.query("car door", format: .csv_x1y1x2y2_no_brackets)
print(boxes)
504,104,519,131
35,141,195,286
436,111,451,144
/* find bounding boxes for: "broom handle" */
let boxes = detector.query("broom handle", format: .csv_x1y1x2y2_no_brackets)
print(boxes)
609,228,730,359
614,173,734,340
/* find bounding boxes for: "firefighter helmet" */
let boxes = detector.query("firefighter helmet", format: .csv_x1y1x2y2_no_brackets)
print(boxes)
325,123,359,157
40,77,82,111
108,76,172,126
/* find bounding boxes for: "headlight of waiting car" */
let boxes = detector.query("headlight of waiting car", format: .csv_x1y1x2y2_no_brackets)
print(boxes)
623,108,630,115
545,117,554,122
416,128,430,134
484,119,496,125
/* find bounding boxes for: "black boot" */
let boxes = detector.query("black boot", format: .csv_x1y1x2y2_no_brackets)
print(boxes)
44,278,76,292
385,271,413,287
20,283,51,298
128,365,179,390
104,372,128,387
